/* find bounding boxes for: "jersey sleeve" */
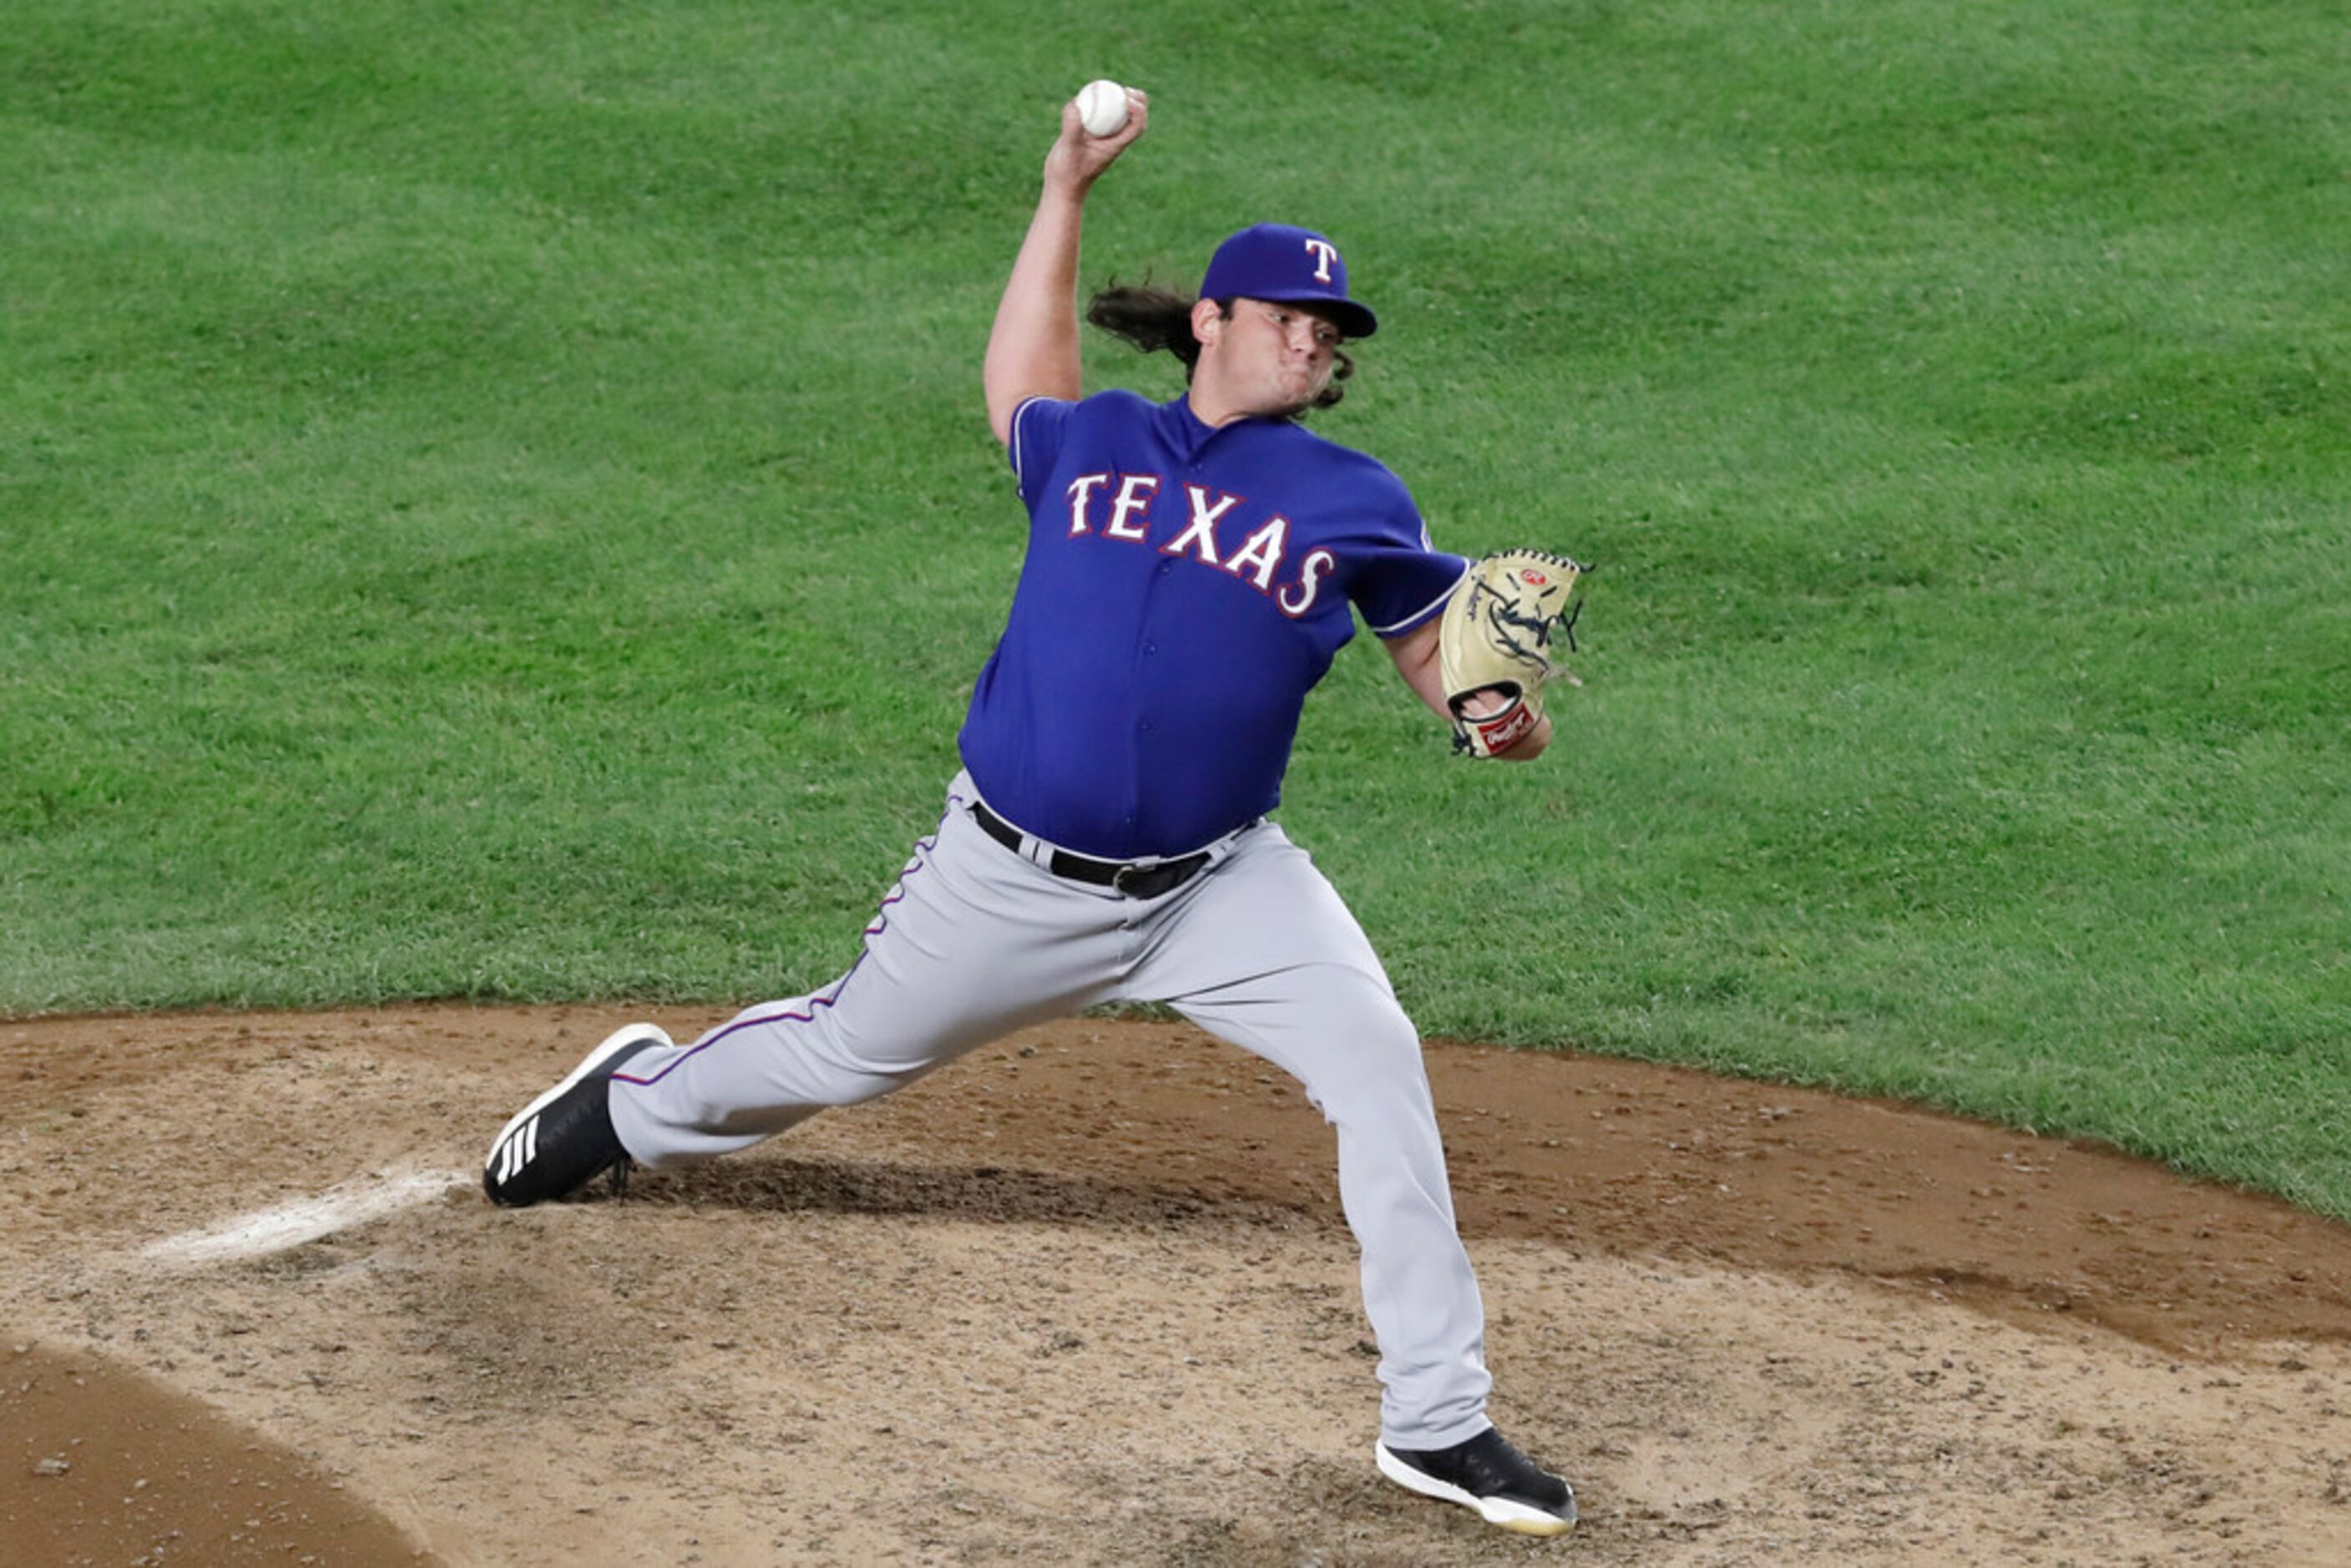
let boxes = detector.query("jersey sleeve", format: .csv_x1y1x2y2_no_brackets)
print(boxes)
1366,549,1470,637
1006,396,1076,509
1345,474,1471,638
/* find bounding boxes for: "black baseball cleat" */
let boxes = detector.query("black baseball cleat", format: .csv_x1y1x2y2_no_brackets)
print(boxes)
483,1024,672,1208
1375,1425,1578,1536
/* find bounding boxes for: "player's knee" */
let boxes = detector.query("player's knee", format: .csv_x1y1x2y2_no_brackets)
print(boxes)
1345,988,1425,1065
1304,995,1436,1124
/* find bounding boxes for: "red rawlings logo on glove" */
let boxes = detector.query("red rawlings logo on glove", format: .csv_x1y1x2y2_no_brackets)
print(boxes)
1469,702,1537,754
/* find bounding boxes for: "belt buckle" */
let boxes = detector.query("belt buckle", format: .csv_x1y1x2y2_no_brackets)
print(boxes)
1111,861,1158,898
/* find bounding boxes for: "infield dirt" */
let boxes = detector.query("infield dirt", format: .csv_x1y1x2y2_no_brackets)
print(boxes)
5,1005,2348,1565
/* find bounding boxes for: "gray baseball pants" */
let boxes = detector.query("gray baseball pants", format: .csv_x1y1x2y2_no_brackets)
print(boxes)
607,772,1493,1449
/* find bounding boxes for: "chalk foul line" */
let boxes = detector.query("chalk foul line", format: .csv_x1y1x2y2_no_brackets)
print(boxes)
143,1167,470,1265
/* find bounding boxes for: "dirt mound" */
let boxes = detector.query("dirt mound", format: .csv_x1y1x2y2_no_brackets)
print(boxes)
5,1005,2348,1564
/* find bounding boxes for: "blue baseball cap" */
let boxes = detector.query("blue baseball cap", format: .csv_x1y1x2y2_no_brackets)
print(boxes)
1200,223,1379,339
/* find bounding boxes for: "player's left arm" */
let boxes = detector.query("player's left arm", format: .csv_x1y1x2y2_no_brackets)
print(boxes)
1386,620,1552,761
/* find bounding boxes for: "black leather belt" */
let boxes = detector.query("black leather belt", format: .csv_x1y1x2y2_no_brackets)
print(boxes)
969,800,1215,900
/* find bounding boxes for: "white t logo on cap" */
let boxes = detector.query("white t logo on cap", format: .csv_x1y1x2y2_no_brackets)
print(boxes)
1302,238,1338,283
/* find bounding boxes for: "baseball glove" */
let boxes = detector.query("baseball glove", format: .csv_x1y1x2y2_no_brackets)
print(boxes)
1436,550,1588,757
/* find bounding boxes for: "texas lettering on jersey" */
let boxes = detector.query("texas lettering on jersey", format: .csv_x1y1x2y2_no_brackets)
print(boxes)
1060,471,1336,619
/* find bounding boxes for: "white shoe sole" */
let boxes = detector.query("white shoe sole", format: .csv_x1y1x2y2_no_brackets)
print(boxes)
484,1023,675,1172
1375,1442,1577,1536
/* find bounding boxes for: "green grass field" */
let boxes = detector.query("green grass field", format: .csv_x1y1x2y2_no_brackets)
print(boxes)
4,3,2346,1213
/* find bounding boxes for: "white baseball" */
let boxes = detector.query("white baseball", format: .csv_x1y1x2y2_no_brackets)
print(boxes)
1076,79,1130,138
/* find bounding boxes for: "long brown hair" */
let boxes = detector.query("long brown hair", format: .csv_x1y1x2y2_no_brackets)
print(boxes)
1084,285,1354,411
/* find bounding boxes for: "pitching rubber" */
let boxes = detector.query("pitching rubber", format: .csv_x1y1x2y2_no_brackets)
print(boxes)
484,1022,675,1172
1373,1442,1578,1537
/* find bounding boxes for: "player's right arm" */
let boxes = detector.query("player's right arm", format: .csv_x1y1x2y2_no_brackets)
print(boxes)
984,89,1149,448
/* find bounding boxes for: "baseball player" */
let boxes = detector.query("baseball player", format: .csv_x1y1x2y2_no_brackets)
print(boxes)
484,89,1578,1536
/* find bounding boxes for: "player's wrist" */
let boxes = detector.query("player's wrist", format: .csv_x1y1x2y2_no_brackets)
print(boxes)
1039,152,1103,201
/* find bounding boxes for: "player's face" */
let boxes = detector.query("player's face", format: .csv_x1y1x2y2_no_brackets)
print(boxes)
1193,297,1344,422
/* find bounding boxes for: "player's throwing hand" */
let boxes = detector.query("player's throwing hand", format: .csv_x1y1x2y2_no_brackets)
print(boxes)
1045,83,1148,190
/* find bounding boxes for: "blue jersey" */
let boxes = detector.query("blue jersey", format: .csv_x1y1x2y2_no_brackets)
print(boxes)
958,390,1467,860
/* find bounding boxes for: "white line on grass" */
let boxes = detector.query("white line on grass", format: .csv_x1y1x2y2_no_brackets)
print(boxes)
143,1168,468,1265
